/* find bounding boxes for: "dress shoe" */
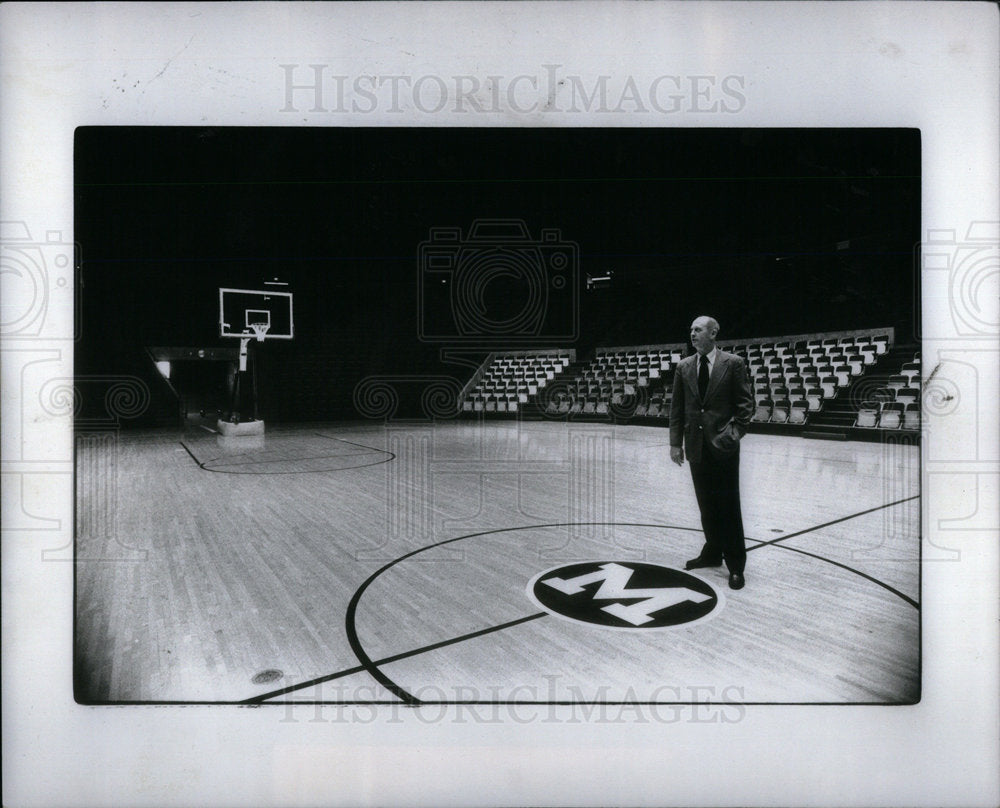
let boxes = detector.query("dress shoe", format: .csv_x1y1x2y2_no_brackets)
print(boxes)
728,572,745,590
685,555,723,570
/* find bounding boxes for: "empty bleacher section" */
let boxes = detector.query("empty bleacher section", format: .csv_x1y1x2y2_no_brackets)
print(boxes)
549,345,685,419
460,350,574,413
815,344,922,435
719,327,894,434
459,328,918,441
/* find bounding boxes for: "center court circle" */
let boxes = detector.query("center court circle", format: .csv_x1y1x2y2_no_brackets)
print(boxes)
527,561,724,630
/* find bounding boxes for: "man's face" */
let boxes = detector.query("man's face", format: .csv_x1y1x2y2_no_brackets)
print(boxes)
690,318,716,354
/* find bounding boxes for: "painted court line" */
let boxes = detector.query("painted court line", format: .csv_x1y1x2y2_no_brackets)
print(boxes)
245,501,919,704
244,613,546,703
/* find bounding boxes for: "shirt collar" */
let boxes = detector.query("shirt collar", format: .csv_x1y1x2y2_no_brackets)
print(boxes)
698,347,718,364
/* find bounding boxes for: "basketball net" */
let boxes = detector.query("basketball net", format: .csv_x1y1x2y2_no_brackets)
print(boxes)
238,324,269,372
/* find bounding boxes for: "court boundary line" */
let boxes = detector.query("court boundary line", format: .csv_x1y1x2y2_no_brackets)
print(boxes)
242,613,547,704
746,495,919,552
745,538,919,608
179,433,395,474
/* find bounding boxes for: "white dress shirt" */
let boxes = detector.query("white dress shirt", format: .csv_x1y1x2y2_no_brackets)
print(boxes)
697,346,718,376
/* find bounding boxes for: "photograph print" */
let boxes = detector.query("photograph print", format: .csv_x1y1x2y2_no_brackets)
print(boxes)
73,126,921,708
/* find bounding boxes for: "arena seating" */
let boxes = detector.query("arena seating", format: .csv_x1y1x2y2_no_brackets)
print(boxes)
461,352,570,413
723,330,891,428
534,347,683,420
460,329,917,437
852,349,921,430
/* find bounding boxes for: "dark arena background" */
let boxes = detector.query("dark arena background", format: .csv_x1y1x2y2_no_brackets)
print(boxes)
74,127,921,705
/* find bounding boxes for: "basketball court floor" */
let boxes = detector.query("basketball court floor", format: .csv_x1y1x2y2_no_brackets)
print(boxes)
74,420,920,706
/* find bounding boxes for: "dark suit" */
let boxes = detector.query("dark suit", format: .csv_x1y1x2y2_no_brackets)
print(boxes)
669,349,755,574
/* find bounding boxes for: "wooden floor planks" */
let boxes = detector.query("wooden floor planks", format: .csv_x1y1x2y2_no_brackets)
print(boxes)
75,421,920,704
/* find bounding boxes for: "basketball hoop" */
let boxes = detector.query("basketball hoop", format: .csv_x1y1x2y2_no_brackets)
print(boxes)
249,322,270,343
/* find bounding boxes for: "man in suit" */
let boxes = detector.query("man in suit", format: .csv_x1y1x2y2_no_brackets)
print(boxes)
669,316,755,589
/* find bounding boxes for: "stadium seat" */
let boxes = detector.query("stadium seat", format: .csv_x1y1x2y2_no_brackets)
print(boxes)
856,405,879,428
896,387,919,406
788,400,809,424
805,387,823,411
887,374,907,390
903,403,920,430
873,335,889,354
771,399,790,423
880,402,903,429
820,376,837,398
753,398,773,422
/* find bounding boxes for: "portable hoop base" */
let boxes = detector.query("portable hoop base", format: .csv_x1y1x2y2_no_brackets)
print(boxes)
216,418,265,437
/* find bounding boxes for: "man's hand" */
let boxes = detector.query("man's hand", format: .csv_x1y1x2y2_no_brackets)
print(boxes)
670,446,684,466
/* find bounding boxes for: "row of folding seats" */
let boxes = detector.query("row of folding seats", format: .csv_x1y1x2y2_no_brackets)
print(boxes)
467,353,571,403
752,372,855,394
542,389,674,416
755,387,825,410
866,387,920,406
752,398,811,425
857,401,919,430
464,398,521,413
750,356,869,375
598,350,682,365
493,354,570,368
740,334,889,353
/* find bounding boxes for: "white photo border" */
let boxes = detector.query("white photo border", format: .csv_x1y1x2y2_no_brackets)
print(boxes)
2,2,997,806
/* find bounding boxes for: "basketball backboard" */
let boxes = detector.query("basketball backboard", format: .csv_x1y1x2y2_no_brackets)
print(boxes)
219,287,294,340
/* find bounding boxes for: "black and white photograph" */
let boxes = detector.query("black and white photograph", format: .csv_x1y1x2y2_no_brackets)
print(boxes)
2,3,998,807
72,126,922,707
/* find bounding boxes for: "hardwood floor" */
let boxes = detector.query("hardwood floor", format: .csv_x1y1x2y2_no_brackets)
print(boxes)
74,420,920,704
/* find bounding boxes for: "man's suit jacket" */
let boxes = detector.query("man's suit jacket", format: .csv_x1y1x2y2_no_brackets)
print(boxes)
669,350,755,464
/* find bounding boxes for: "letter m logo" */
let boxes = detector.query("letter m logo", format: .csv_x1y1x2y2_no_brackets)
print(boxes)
541,562,712,626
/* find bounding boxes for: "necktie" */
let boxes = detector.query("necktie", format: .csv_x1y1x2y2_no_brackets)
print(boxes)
698,354,709,400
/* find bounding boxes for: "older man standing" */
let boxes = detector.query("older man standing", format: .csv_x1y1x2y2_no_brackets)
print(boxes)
669,316,755,589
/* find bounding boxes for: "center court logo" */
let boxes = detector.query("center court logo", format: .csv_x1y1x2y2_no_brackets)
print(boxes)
527,561,723,629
